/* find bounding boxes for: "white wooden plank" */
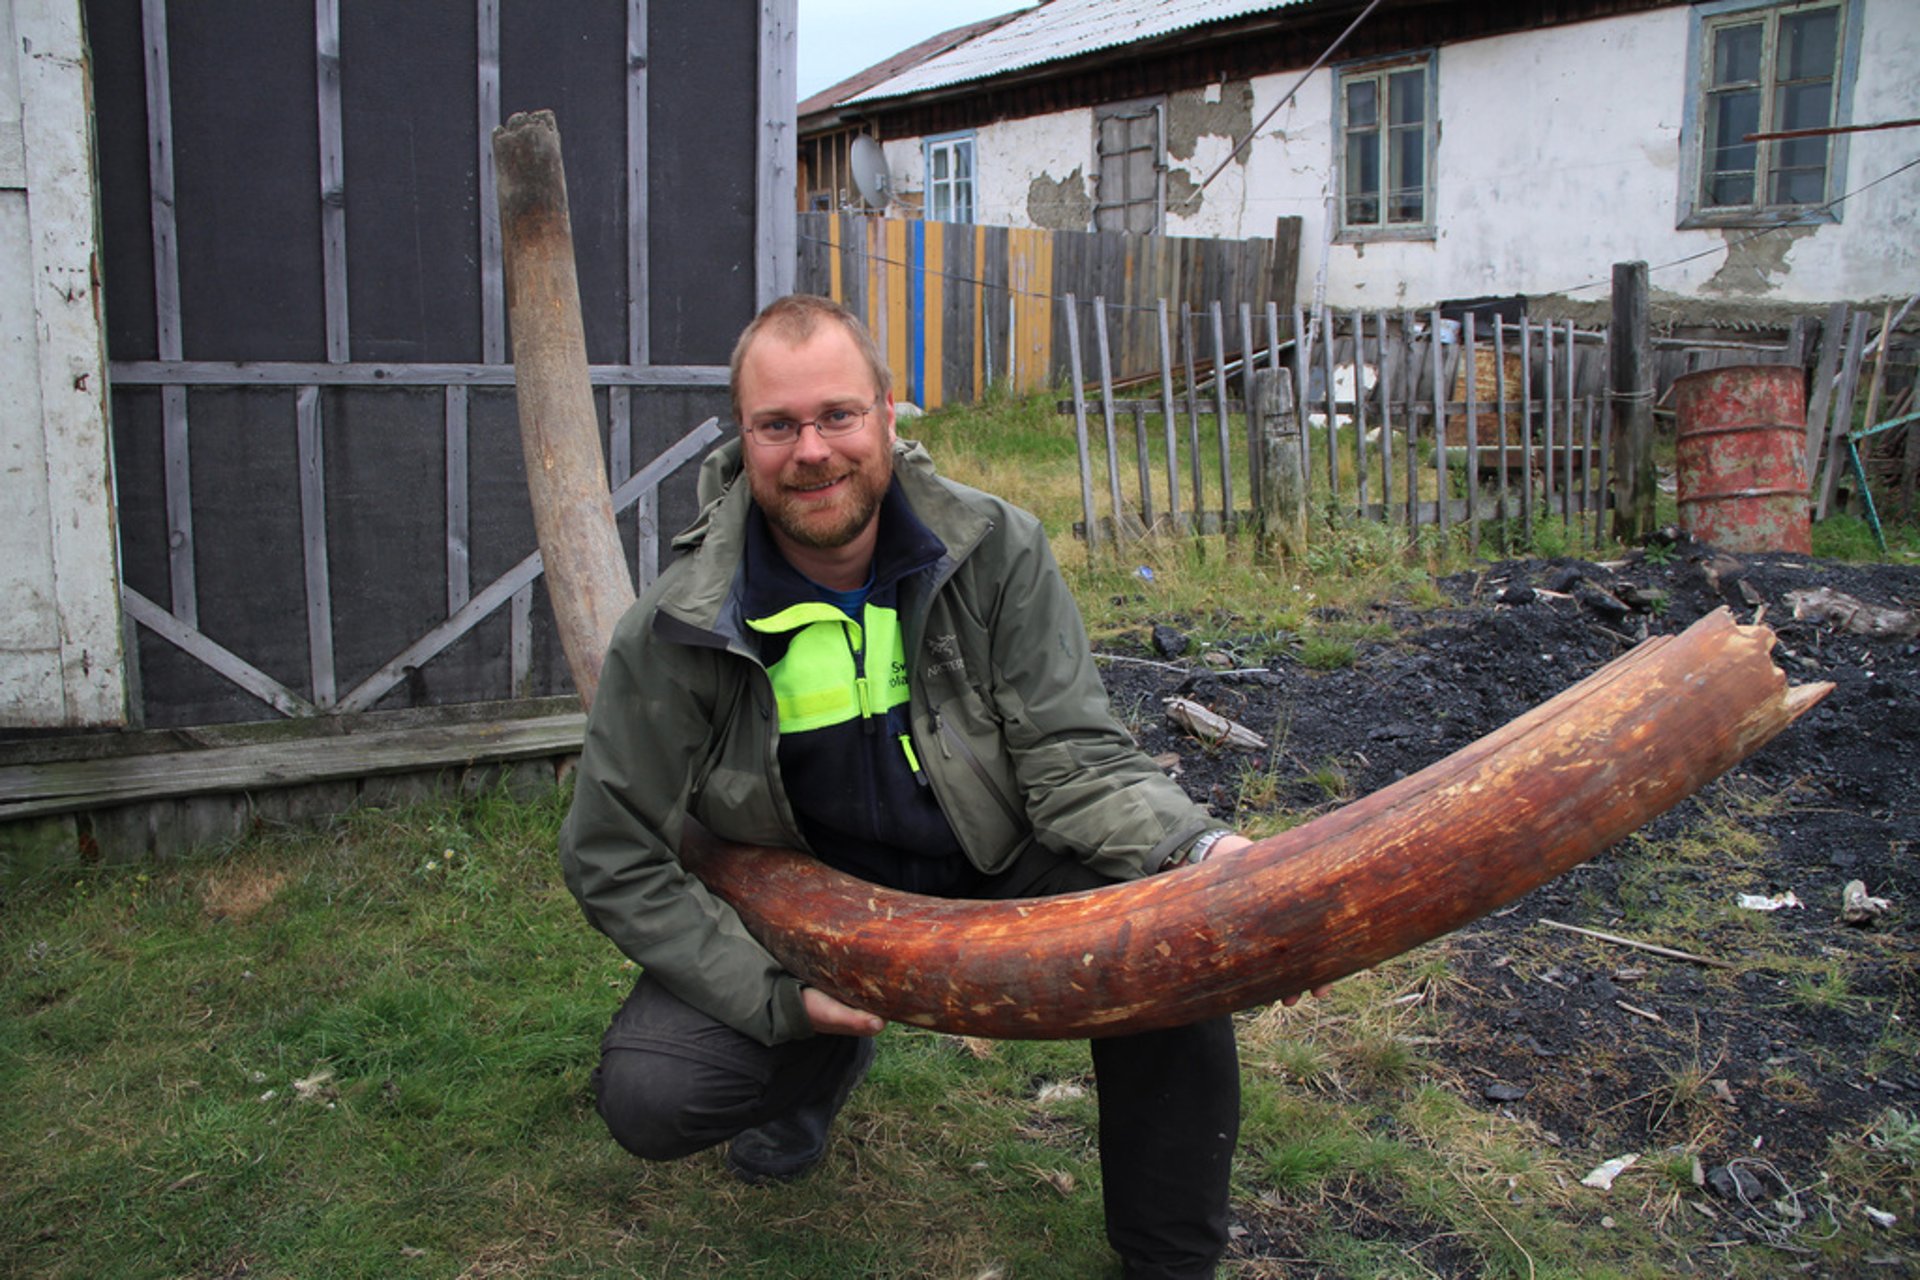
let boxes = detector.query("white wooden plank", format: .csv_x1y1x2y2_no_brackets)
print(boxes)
161,384,194,625
1463,312,1479,554
141,0,181,362
608,386,632,483
477,0,504,365
0,1,60,725
634,486,659,595
108,360,729,387
1430,309,1447,535
1157,298,1179,520
122,587,315,717
0,5,22,192
295,387,336,706
0,179,65,724
1210,301,1230,523
510,583,533,698
1093,298,1123,525
445,385,470,613
1063,295,1097,547
1241,302,1260,512
15,0,126,727
756,0,797,305
314,0,349,362
627,0,649,365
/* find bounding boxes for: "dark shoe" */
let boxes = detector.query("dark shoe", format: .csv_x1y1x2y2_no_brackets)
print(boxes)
725,1035,876,1184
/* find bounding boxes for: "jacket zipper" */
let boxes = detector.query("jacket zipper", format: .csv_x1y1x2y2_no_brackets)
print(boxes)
931,708,1025,831
846,612,926,786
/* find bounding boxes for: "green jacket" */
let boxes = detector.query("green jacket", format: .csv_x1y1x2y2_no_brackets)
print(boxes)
559,438,1217,1045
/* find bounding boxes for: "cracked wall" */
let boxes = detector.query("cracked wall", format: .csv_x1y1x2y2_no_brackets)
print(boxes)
1702,223,1816,296
1164,79,1254,222
1026,167,1093,230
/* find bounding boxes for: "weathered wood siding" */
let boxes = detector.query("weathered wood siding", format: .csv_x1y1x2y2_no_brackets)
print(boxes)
0,0,126,730
83,0,788,729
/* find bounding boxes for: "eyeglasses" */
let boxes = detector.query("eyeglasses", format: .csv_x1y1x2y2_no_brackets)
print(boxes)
743,400,877,448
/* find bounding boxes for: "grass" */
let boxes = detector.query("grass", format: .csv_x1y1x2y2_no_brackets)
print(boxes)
7,389,1918,1276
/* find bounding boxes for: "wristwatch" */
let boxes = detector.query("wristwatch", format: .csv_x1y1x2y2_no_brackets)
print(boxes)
1161,828,1233,872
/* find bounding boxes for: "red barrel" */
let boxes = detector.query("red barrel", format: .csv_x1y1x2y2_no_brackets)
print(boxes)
1672,364,1811,554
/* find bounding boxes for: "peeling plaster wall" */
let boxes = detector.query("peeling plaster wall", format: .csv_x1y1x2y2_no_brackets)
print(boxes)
1239,5,1918,310
1025,166,1093,231
868,4,1916,310
882,109,1092,228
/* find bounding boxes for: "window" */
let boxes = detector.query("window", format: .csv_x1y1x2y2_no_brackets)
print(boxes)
1335,54,1435,240
924,133,975,223
1683,1,1859,226
1095,100,1163,233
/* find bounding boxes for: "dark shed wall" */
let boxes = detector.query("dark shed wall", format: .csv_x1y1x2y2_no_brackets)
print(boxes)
647,1,761,364
89,0,762,728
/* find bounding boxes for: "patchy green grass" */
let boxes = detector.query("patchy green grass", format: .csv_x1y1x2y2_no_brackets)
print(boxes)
8,391,1918,1277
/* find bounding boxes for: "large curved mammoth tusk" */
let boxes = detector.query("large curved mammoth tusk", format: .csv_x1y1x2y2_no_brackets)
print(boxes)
681,609,1829,1039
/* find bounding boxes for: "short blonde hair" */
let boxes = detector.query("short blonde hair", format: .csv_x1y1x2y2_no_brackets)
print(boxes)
729,294,891,424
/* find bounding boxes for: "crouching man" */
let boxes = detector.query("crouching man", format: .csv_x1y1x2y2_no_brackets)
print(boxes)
561,295,1255,1278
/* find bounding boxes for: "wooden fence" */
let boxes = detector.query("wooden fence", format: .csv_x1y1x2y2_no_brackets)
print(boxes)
795,213,1299,410
1056,295,1844,554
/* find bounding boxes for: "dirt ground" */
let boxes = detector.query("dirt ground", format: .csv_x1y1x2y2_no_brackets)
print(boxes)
1098,534,1919,1274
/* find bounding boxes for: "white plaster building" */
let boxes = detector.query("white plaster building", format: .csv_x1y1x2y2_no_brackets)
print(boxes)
799,0,1919,317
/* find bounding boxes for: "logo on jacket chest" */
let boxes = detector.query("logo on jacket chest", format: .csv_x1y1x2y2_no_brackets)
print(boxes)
924,631,965,679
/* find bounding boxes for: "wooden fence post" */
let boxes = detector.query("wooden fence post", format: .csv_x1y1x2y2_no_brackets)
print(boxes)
1253,368,1306,563
1609,262,1655,544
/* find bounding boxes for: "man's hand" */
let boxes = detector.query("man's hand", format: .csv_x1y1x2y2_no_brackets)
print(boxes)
803,986,885,1036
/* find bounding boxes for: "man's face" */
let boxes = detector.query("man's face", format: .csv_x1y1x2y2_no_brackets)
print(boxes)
735,322,896,555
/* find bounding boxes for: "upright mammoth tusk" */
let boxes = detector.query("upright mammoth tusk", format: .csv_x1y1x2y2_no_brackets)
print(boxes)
495,109,635,709
681,609,1829,1039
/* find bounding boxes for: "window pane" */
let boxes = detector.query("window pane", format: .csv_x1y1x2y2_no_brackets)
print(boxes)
931,146,949,183
1346,129,1379,223
1705,89,1760,200
1778,10,1838,82
1345,80,1377,129
1775,81,1832,133
1710,171,1755,206
1712,22,1763,87
1770,159,1827,205
1389,125,1424,222
1388,69,1424,127
955,141,973,183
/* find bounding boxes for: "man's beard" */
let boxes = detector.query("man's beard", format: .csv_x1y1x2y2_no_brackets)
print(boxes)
751,452,892,550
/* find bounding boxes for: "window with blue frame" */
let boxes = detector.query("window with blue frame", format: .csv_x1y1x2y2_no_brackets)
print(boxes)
924,133,975,224
1682,0,1859,226
1335,52,1435,240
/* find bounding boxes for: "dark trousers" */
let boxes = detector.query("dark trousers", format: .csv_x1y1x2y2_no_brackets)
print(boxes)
593,845,1240,1278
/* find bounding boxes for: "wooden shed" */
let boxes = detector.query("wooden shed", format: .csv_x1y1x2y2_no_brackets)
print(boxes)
1,0,797,865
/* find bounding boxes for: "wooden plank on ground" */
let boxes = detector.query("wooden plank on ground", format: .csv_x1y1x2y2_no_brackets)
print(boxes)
0,713,587,820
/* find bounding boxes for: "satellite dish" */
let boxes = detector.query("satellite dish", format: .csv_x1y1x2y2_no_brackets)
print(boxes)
849,135,892,210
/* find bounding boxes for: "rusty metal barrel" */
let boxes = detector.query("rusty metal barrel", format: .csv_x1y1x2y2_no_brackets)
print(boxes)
1672,364,1811,554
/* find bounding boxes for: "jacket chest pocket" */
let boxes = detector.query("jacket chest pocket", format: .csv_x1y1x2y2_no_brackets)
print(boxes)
691,680,796,848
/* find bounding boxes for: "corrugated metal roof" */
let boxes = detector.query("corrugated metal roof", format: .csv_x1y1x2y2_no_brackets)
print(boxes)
845,0,1312,104
799,12,1021,120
